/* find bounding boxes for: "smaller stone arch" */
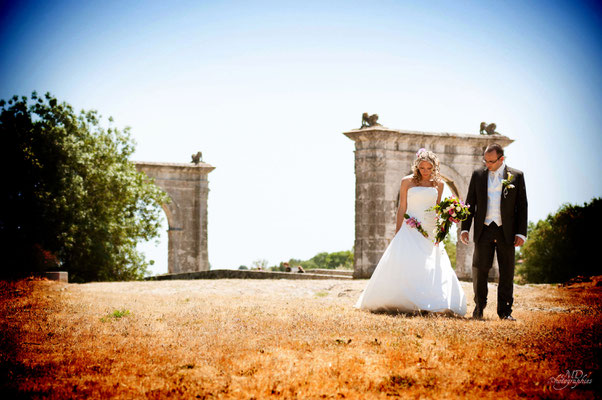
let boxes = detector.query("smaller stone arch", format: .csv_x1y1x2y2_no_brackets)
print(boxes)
135,161,215,274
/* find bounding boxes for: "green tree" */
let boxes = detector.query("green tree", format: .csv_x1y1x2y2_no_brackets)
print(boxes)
252,259,269,270
300,250,354,270
0,93,168,282
517,198,601,283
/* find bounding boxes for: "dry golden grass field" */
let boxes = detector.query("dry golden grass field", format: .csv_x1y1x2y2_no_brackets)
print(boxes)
1,276,600,399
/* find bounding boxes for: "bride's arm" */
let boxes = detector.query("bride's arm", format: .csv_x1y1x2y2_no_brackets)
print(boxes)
396,179,410,233
436,181,444,204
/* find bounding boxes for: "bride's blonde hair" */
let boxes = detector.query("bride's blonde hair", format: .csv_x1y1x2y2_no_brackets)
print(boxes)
412,148,441,186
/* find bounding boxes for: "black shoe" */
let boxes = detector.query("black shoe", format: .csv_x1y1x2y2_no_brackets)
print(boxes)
500,315,516,321
472,307,484,320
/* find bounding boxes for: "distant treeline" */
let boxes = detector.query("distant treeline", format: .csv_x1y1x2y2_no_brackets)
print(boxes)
239,250,354,272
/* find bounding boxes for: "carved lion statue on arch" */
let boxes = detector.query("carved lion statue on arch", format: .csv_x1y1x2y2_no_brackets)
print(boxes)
480,122,499,135
361,113,381,129
191,151,203,164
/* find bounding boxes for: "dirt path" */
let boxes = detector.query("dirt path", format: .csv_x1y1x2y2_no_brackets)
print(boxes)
1,278,600,399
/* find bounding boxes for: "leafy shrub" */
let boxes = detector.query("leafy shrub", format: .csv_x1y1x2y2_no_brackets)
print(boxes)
517,198,601,283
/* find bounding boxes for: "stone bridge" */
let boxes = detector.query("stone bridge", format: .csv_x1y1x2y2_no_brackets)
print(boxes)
134,125,513,280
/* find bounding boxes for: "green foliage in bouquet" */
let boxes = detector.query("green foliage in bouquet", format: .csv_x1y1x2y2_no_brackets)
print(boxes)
430,197,471,244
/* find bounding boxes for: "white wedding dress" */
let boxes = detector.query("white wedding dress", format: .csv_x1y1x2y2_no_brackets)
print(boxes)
355,187,467,316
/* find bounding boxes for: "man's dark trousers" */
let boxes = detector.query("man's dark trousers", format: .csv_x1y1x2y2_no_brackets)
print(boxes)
472,222,515,318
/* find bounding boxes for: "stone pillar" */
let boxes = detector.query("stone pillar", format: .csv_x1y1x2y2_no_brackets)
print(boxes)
344,126,513,280
135,161,215,273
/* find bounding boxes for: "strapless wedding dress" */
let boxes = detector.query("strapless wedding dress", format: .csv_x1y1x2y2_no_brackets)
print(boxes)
355,187,467,316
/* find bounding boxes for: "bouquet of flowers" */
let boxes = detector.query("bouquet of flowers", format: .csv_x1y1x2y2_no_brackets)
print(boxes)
430,197,471,244
404,214,429,239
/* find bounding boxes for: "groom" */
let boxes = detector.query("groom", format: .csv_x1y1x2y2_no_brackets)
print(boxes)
460,143,528,321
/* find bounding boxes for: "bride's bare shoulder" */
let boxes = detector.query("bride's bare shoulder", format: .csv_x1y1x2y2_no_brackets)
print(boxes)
400,176,414,189
401,175,414,184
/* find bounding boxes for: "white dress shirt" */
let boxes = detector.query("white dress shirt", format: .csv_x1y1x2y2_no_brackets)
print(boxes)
461,162,526,243
484,162,504,226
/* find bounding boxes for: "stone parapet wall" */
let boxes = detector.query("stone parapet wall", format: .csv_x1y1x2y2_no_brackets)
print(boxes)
145,269,353,281
305,269,354,277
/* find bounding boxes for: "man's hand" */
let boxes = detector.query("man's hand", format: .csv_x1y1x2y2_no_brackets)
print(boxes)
514,235,525,247
460,231,470,245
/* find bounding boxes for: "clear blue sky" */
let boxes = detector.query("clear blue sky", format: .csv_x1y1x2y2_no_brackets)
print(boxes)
2,0,601,274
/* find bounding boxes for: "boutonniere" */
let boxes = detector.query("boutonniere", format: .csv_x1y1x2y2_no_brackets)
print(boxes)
502,172,515,198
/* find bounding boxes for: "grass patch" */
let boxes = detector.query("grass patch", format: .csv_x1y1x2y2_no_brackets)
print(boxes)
100,308,130,322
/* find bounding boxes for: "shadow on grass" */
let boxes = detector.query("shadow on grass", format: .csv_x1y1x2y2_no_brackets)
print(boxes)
366,308,468,320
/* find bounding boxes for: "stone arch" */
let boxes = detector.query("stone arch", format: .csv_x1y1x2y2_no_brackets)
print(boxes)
438,163,465,199
344,126,513,280
134,161,215,274
160,197,177,229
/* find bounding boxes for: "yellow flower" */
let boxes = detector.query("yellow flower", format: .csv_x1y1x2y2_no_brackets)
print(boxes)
502,173,515,189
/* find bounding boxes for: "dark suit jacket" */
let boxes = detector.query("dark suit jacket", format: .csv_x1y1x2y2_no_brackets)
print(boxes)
461,165,528,244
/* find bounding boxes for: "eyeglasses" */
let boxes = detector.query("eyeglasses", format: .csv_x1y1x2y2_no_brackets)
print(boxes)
482,155,502,165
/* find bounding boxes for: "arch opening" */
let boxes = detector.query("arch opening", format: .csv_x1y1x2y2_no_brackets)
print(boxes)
138,209,168,276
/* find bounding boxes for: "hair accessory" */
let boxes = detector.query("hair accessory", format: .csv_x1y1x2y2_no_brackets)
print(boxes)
416,148,427,157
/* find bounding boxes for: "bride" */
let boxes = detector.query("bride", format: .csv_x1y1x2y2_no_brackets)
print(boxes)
355,149,467,316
